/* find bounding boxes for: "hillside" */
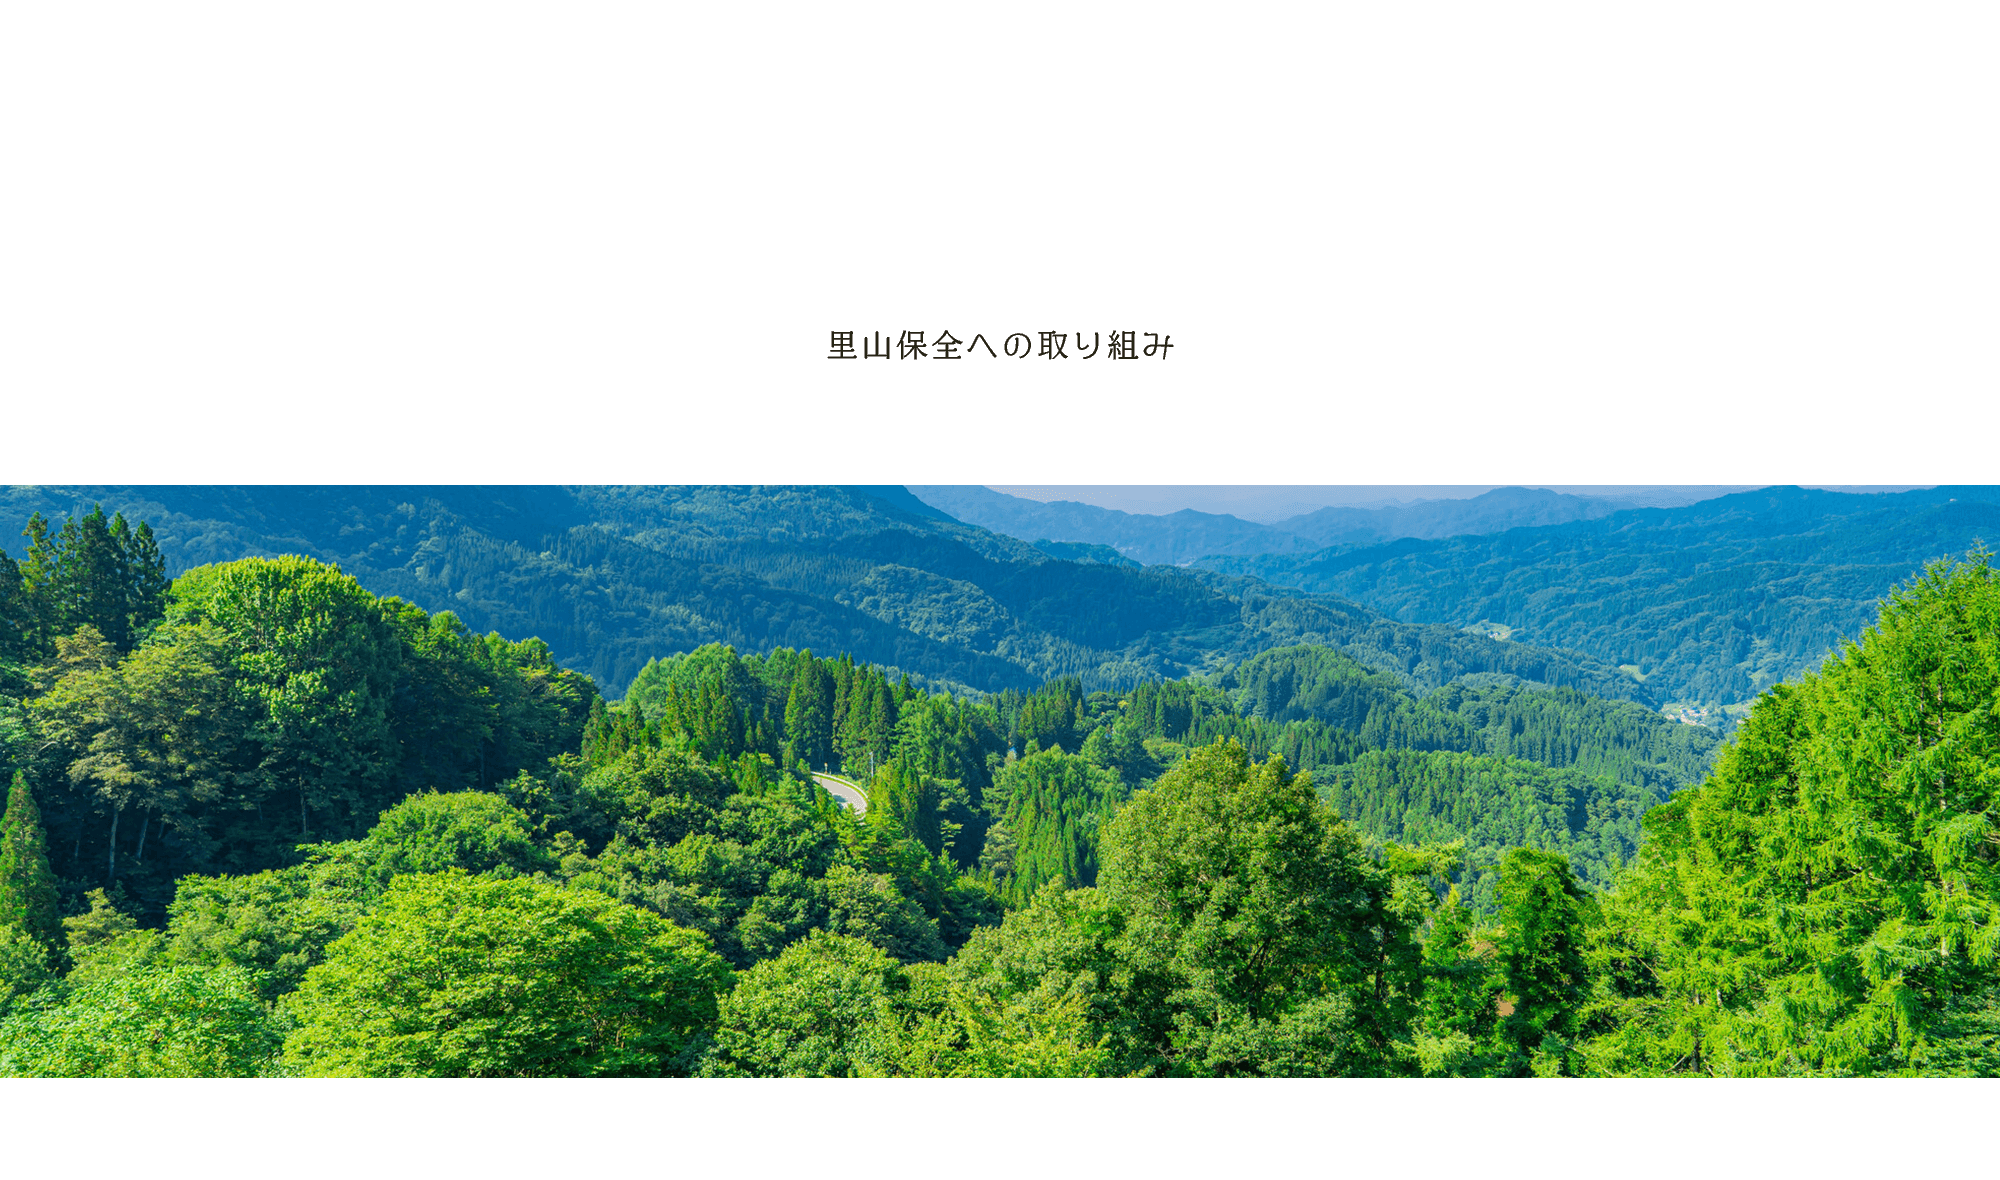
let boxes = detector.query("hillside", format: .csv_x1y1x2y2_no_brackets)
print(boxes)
0,486,1645,702
909,485,1638,565
9,552,2000,1077
1202,485,2000,706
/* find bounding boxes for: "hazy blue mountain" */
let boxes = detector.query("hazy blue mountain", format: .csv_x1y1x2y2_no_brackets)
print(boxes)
1202,485,2000,705
1275,486,1632,548
909,485,1299,565
910,484,1641,565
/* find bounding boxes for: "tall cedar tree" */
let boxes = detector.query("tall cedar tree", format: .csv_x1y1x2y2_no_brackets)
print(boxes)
121,519,171,642
8,507,169,659
69,508,132,650
1495,846,1591,1074
18,513,61,657
0,549,28,665
0,772,62,950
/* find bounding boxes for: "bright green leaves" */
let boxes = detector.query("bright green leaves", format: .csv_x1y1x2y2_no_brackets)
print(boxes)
0,772,60,951
1586,555,2000,1075
1096,740,1412,1076
0,963,281,1077
356,790,551,883
1409,887,1499,1076
0,925,54,1014
1494,847,1591,1074
282,872,731,1077
164,848,377,1000
700,930,903,1077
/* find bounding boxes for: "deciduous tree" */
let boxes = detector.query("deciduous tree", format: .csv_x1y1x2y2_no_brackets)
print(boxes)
282,872,730,1077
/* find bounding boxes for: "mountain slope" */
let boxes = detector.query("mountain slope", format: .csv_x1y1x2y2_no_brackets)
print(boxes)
909,484,1638,565
1,485,1647,702
1203,485,2000,704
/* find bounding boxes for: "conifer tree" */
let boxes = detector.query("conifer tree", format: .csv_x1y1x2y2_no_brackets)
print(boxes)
1414,886,1500,1075
1495,847,1590,1075
19,512,61,657
1583,553,2000,1076
122,519,170,639
104,512,170,647
0,771,62,951
785,655,835,771
108,511,136,644
50,514,83,628
72,506,131,650
0,550,28,665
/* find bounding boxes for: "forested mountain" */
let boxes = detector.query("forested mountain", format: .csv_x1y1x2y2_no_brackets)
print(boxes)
0,486,1644,703
907,486,1297,565
1222,645,1716,793
1203,485,2000,707
908,485,1638,565
9,527,2000,1076
0,534,597,923
608,639,1716,911
0,515,1667,931
1279,487,1639,549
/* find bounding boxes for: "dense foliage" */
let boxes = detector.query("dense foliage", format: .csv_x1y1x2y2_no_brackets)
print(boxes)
2,542,597,921
1207,485,2000,707
0,485,1645,702
1581,555,2000,1075
8,523,2000,1077
282,872,731,1077
0,504,168,665
1323,751,1655,905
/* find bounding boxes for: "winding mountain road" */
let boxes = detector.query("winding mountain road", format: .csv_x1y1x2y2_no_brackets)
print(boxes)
812,771,868,816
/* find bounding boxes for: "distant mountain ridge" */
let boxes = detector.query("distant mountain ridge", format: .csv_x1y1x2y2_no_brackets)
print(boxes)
1279,487,1638,549
908,485,1641,565
1201,485,2000,706
908,486,1286,565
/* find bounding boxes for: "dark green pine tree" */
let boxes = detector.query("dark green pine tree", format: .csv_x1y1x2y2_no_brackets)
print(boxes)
108,512,134,616
784,655,835,772
1495,846,1592,1075
830,656,853,760
116,514,171,643
865,677,897,775
0,771,62,951
581,696,614,764
50,514,84,630
18,512,63,657
0,549,29,665
71,505,133,650
129,524,170,640
612,701,651,758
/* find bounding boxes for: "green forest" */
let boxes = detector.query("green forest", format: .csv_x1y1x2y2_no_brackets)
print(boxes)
0,485,1647,703
5,504,2000,1076
1205,485,2000,708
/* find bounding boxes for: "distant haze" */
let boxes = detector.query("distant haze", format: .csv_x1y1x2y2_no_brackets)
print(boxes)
984,486,1931,524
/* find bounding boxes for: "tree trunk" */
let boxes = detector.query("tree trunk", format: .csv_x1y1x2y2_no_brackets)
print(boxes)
300,785,309,840
134,813,149,863
107,806,122,885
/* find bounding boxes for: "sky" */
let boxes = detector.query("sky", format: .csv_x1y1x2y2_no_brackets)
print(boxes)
982,485,1935,524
